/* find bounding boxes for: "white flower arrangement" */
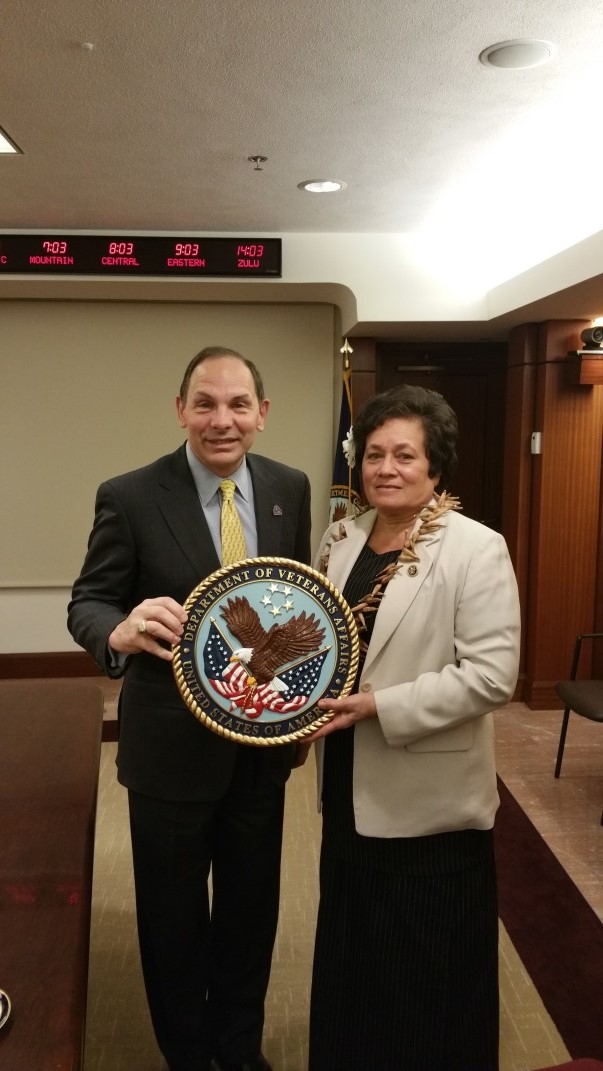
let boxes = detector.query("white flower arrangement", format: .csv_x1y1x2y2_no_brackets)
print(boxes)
342,426,356,468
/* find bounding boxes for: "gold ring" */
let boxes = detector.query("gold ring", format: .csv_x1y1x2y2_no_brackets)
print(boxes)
137,620,148,634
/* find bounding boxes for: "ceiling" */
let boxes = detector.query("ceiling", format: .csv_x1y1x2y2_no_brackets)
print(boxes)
3,0,603,338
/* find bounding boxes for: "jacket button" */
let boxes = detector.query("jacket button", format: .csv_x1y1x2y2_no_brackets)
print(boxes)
360,682,372,692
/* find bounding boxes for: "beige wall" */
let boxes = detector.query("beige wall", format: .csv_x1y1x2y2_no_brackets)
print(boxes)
1,299,338,651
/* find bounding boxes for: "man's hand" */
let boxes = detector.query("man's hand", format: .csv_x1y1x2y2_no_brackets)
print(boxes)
109,597,188,661
305,690,378,742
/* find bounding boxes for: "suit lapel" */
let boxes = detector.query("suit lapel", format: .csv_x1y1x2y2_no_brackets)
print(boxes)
363,532,441,672
325,509,447,675
155,446,221,578
248,455,286,556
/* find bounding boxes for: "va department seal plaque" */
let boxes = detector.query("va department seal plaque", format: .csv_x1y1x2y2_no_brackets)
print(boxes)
0,989,10,1030
172,557,359,745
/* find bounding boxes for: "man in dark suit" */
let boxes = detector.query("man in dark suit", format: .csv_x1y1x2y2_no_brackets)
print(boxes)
68,346,312,1071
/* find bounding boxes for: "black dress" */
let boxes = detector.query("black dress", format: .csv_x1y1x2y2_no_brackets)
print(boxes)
309,544,499,1071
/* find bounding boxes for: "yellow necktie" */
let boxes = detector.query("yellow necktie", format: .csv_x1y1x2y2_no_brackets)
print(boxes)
220,479,247,565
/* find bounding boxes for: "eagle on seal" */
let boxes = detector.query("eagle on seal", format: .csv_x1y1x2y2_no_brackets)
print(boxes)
220,595,325,693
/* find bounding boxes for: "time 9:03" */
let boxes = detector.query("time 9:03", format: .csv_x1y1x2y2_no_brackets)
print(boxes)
174,243,199,256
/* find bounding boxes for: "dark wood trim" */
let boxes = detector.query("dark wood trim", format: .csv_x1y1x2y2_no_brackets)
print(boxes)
349,337,377,424
502,324,538,681
348,337,376,374
595,467,603,677
0,651,102,680
102,720,118,742
566,351,603,385
521,679,565,710
526,321,603,693
511,676,524,703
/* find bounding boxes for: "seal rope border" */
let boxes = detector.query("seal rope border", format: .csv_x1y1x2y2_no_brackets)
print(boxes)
172,556,360,746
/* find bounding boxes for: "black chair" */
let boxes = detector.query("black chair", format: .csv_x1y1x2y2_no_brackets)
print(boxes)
554,632,603,824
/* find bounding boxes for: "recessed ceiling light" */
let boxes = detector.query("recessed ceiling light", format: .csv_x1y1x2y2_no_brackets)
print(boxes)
479,39,556,70
0,126,22,154
298,180,346,193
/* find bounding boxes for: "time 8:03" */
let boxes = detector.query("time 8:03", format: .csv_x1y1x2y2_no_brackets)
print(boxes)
108,242,134,255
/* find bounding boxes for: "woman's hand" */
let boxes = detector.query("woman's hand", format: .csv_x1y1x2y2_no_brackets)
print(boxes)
108,597,188,661
306,690,378,742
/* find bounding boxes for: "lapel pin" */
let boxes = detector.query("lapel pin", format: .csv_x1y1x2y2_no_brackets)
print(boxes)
273,505,283,516
407,565,418,577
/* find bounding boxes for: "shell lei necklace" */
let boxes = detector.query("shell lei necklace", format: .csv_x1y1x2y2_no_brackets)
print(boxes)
352,491,461,654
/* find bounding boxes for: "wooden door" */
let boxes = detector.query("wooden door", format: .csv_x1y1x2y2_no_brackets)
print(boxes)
377,341,507,530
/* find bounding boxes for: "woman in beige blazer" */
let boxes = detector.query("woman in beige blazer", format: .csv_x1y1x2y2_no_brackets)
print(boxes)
308,384,520,1071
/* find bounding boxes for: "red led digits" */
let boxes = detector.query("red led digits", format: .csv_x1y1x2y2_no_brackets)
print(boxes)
42,240,67,254
167,241,206,268
30,238,74,265
102,240,139,267
236,245,264,257
0,235,280,275
236,243,265,269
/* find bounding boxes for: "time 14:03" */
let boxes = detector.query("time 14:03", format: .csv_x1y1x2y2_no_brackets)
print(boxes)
237,245,264,257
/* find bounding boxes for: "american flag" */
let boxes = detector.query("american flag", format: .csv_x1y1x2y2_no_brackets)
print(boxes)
329,340,360,523
278,650,328,698
202,621,328,719
202,622,232,679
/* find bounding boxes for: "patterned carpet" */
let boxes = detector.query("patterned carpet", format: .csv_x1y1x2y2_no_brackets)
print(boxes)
84,743,574,1071
495,779,603,1062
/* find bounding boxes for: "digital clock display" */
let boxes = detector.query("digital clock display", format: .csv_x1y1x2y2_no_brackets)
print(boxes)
0,235,282,277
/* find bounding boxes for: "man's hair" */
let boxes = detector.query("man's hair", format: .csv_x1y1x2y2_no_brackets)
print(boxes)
353,383,458,486
179,346,265,403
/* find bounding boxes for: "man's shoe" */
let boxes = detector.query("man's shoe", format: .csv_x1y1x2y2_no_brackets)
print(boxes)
210,1055,273,1071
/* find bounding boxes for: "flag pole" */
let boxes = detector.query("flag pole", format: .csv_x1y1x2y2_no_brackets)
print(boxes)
340,338,354,508
329,338,360,523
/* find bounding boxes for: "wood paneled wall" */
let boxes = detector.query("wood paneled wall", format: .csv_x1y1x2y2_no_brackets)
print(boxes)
376,340,507,530
350,326,603,708
503,320,603,706
348,338,376,416
503,325,538,686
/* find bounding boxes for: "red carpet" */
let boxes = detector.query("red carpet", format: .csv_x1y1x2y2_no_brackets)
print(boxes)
535,1062,603,1070
495,778,603,1061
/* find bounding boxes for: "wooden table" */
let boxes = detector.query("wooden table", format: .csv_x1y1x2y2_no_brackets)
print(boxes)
0,679,104,1070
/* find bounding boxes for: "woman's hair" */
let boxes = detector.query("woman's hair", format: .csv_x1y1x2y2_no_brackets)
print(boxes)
353,384,458,485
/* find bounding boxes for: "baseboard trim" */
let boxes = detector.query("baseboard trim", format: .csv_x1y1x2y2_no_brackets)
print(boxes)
521,678,564,710
102,721,119,743
0,651,102,680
